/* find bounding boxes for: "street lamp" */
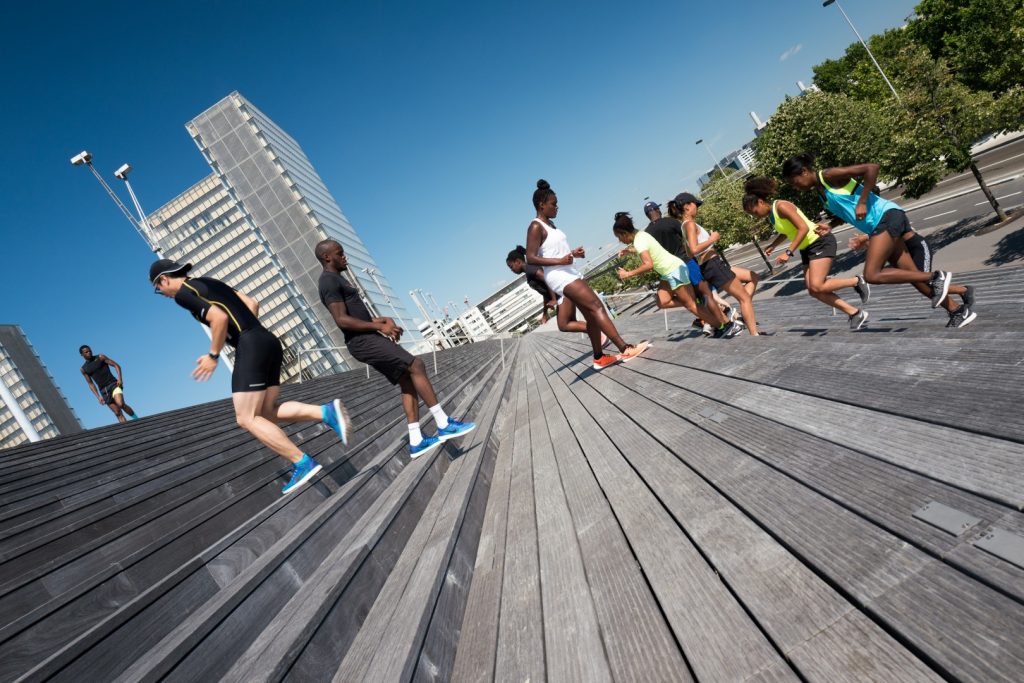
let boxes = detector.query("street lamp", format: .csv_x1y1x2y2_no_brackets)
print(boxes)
823,0,901,101
695,139,727,179
112,163,158,246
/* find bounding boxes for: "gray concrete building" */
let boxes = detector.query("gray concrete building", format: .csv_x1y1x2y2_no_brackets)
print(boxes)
148,92,418,382
0,325,82,449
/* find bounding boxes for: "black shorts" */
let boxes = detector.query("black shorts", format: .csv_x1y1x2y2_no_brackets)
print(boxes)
99,382,120,405
699,256,736,290
232,328,283,393
872,209,912,240
347,333,415,385
903,233,932,272
800,232,838,266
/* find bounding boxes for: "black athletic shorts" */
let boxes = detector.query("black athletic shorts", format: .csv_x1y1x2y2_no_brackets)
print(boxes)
99,382,121,405
872,209,912,240
347,333,415,385
232,328,283,393
903,233,932,272
800,232,838,266
699,256,736,290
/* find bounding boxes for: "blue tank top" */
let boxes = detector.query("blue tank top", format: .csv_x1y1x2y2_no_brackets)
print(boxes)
818,170,902,234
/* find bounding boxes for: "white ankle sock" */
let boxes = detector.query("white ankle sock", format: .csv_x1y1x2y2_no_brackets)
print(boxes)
408,422,423,446
429,404,449,429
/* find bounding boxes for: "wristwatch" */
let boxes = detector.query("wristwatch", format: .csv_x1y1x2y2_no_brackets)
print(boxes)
208,352,220,361
784,248,794,257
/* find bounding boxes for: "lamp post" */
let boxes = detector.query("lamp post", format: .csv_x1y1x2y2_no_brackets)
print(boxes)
695,139,727,179
822,0,900,102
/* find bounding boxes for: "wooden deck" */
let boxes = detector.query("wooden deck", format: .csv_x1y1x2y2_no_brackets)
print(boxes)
1,266,1022,681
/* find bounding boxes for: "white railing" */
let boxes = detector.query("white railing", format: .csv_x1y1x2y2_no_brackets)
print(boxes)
296,331,515,383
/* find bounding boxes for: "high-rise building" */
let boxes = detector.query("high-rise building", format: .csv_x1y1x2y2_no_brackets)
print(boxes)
147,92,418,382
0,325,82,449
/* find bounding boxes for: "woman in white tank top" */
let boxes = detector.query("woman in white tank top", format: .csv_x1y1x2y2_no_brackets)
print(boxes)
524,179,650,370
676,192,760,336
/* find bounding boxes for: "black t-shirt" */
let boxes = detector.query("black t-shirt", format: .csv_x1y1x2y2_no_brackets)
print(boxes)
523,264,552,300
173,277,262,348
82,356,117,388
646,217,689,260
318,271,375,343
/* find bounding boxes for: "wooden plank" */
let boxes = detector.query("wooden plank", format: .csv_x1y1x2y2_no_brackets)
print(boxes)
493,360,546,683
528,352,691,682
522,358,612,682
530,341,789,682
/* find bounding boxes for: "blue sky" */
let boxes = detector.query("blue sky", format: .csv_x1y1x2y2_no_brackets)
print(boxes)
0,0,916,428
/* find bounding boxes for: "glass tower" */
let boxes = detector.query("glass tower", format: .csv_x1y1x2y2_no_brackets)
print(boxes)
0,325,82,449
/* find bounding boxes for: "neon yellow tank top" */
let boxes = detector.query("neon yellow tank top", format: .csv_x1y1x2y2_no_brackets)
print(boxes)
770,200,819,251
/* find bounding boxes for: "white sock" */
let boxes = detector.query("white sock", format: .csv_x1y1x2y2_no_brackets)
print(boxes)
408,422,423,446
429,404,449,429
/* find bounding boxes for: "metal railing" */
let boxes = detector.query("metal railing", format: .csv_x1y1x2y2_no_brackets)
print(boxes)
296,331,515,383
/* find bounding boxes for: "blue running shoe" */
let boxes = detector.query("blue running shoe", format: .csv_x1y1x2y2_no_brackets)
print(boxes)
128,413,139,421
282,455,322,495
436,418,476,442
410,435,442,459
321,399,351,445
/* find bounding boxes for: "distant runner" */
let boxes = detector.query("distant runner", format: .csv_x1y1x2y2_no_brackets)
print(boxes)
506,245,561,325
79,345,138,423
151,259,350,495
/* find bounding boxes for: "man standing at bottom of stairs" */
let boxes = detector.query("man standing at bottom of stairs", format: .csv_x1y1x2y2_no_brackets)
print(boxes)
150,259,352,495
314,240,475,458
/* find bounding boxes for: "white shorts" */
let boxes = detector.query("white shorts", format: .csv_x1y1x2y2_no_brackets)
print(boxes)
544,265,582,302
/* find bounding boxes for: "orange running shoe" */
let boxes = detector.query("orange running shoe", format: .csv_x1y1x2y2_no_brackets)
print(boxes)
592,354,621,370
620,340,651,362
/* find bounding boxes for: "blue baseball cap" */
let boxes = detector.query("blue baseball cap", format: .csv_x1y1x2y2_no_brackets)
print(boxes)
643,201,661,215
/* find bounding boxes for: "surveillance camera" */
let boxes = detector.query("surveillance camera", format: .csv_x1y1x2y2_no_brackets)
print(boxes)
114,163,132,180
70,151,92,166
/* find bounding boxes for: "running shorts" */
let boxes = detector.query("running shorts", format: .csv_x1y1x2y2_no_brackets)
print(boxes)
660,263,691,290
800,232,838,266
686,259,703,287
99,382,122,405
699,256,736,290
347,333,415,385
873,209,912,240
543,264,583,301
232,328,283,393
903,233,932,272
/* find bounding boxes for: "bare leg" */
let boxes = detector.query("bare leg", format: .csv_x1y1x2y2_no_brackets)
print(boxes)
695,279,728,327
887,247,961,312
556,297,589,333
113,393,135,417
805,259,858,315
731,266,759,298
723,278,758,335
259,386,322,422
234,390,303,463
864,231,935,286
107,401,126,424
562,279,628,355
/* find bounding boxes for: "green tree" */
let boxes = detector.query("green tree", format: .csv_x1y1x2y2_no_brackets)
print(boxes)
752,91,893,215
908,0,1024,94
694,168,770,248
587,252,658,295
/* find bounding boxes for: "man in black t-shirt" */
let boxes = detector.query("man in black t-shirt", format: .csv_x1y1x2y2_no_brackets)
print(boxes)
643,201,690,261
150,259,352,496
314,240,476,459
79,345,138,423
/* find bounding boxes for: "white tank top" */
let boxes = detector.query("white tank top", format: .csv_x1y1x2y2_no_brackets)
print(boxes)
534,217,571,260
689,221,715,258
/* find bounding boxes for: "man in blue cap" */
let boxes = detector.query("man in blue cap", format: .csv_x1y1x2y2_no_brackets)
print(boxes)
150,258,352,495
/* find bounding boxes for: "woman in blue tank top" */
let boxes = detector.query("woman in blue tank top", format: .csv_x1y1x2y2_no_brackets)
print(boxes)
782,154,977,328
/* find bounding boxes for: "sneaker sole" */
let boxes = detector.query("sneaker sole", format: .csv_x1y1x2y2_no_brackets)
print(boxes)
592,359,622,370
282,464,322,495
955,311,978,328
331,399,352,446
620,341,652,362
438,423,477,442
932,272,952,308
410,440,443,459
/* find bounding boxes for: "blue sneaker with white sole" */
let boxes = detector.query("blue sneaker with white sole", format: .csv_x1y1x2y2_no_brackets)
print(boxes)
321,399,351,445
436,418,476,442
410,435,442,459
282,455,322,495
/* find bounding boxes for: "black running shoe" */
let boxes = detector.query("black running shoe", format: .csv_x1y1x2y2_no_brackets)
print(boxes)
723,321,744,338
962,285,975,307
849,309,869,330
930,271,951,308
947,305,977,329
853,275,871,305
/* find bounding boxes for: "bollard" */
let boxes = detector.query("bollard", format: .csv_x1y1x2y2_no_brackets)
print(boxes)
298,353,304,384
664,309,668,331
500,336,505,370
433,348,438,375
366,364,370,379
